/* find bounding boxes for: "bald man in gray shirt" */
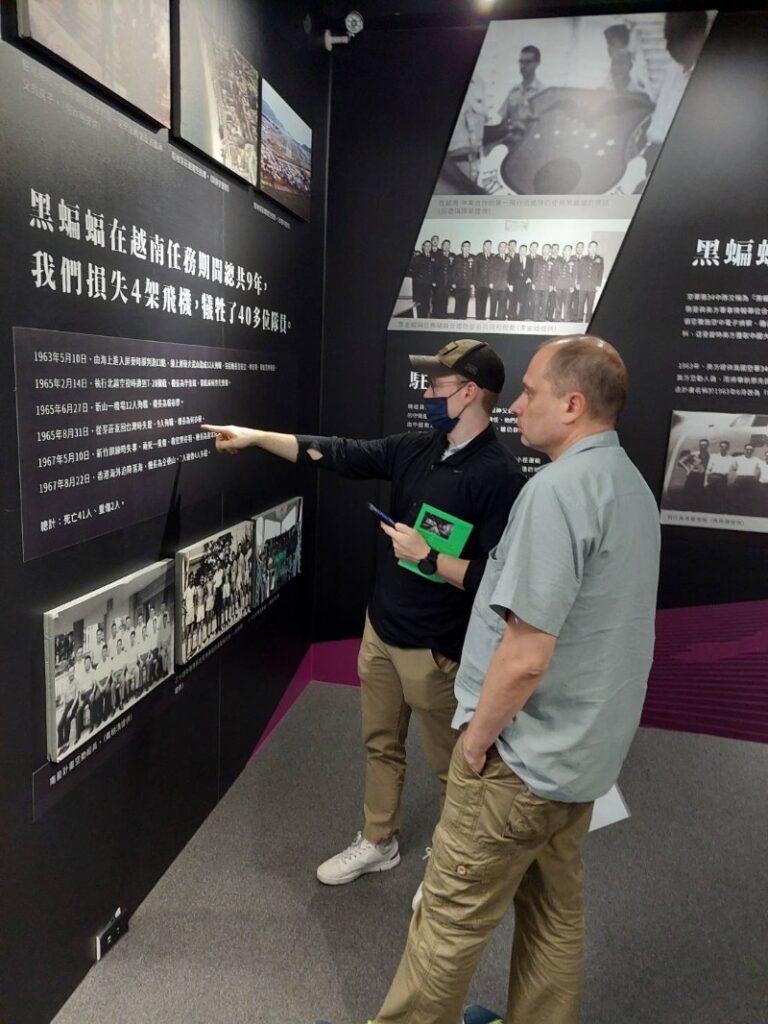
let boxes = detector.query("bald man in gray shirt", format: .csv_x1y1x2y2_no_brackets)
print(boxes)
373,336,660,1024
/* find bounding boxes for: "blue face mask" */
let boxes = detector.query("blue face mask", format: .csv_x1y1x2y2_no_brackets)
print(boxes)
424,382,466,433
424,397,459,434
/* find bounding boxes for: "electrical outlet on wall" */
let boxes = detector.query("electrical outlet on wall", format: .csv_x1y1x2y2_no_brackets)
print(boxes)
94,907,129,962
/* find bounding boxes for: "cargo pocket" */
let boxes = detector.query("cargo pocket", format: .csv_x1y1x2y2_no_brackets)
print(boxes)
426,820,515,931
503,786,555,846
427,826,488,930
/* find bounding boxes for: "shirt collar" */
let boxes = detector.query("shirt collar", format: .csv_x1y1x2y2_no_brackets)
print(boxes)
437,423,496,464
556,430,620,462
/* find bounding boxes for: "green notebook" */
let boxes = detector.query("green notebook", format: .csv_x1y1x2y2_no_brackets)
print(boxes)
398,503,474,583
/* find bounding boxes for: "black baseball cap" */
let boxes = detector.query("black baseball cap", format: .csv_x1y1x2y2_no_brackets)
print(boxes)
409,339,505,393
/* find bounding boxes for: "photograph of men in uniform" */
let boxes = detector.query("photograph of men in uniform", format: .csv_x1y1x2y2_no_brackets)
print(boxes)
553,243,576,322
450,241,475,319
578,240,604,321
473,240,494,320
489,241,510,320
431,240,454,318
410,240,435,318
514,244,532,320
531,242,553,322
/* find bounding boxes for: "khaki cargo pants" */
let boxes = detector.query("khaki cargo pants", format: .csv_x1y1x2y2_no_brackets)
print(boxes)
375,737,594,1024
358,615,459,845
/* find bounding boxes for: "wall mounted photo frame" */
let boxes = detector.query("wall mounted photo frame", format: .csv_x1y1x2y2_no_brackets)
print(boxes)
259,79,312,220
174,0,261,187
660,410,768,534
15,0,171,126
44,559,175,763
175,519,254,665
252,496,303,607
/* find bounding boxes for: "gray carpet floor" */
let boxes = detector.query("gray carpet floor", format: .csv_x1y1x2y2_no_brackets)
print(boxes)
53,681,768,1024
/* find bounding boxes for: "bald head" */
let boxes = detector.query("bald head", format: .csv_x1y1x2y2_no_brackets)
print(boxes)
540,335,628,426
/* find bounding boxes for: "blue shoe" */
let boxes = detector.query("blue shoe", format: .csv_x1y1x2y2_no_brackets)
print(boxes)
463,1005,504,1024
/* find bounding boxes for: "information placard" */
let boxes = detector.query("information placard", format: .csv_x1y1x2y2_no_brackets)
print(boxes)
14,327,296,559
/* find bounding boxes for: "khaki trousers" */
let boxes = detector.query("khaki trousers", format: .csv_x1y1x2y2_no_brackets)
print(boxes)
376,737,594,1024
358,616,459,845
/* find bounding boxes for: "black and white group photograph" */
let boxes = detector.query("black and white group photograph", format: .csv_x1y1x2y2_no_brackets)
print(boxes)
260,80,312,220
17,0,171,126
177,0,261,186
44,560,175,763
661,410,768,533
438,11,713,198
390,219,623,330
253,497,303,607
176,520,255,664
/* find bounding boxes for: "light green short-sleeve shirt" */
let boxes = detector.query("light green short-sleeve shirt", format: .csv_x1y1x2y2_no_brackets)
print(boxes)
454,431,661,802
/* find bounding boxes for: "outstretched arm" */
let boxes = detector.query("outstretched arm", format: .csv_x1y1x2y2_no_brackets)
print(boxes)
201,424,311,463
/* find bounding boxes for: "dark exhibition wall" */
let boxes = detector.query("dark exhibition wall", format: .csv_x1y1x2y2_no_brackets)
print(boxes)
0,2,327,1022
318,23,485,640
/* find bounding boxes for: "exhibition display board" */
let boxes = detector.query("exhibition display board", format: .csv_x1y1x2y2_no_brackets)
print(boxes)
0,2,327,1021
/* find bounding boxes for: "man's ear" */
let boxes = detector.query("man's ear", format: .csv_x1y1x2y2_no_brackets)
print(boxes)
563,391,587,423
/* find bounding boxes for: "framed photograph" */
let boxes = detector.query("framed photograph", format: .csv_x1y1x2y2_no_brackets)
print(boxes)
252,497,303,607
660,411,768,533
175,520,254,664
437,12,713,198
175,0,261,187
16,0,171,126
44,560,175,763
259,79,312,220
389,218,624,332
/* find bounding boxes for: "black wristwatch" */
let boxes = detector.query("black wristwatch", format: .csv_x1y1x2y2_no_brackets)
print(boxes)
418,548,439,576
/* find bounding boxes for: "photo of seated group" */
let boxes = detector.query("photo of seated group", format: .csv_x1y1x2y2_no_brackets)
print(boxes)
391,219,623,329
661,411,768,533
253,497,303,606
44,560,175,763
176,520,255,665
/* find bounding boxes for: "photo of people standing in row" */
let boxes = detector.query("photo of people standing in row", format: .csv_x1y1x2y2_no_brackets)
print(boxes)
253,497,303,606
176,521,254,664
399,233,609,325
661,411,768,530
44,561,175,762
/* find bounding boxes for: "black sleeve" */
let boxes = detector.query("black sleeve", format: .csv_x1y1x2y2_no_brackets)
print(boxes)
294,434,403,481
462,467,526,598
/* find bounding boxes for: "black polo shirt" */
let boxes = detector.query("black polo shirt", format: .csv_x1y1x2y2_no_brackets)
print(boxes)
297,427,525,661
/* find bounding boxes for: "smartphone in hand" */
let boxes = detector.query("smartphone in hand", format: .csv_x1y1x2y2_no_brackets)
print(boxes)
367,502,396,528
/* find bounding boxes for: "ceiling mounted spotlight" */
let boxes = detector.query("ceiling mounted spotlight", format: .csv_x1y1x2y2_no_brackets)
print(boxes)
344,11,364,36
325,10,364,51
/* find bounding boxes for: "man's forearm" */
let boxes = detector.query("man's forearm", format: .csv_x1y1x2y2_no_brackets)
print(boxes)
250,430,300,462
464,629,549,757
435,553,469,589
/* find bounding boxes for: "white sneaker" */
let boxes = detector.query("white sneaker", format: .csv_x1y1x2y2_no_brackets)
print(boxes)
316,832,400,885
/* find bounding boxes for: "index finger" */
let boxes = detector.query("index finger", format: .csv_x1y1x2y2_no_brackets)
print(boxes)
200,424,224,434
